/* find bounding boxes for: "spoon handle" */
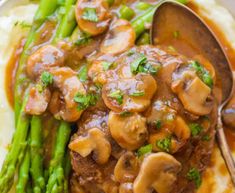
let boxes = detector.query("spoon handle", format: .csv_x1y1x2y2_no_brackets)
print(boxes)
217,115,235,186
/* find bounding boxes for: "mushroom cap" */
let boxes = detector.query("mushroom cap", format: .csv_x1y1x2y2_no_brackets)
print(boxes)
172,70,213,116
25,86,51,115
69,128,111,164
133,153,182,193
26,45,64,80
102,73,157,113
100,19,136,55
48,67,86,122
75,0,111,36
108,111,148,150
114,151,139,183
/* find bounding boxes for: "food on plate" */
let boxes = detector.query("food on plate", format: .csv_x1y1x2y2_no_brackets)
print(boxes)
0,0,234,193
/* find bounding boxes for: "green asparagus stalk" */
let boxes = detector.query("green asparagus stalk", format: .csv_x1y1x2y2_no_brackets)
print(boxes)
14,0,60,123
131,5,157,38
30,116,45,193
16,145,30,193
63,150,71,193
131,0,188,38
46,122,71,193
0,93,30,193
0,0,62,192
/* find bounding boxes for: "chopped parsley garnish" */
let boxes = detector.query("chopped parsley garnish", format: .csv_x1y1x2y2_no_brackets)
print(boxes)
41,71,53,87
202,134,211,141
130,53,148,73
173,31,180,38
74,92,98,111
130,91,145,97
155,120,162,129
75,36,91,46
156,136,171,152
186,167,202,188
137,144,152,157
78,66,88,82
82,8,99,22
130,53,161,75
190,61,213,88
189,123,203,137
102,61,113,71
120,111,132,117
108,90,123,105
127,50,135,56
14,21,32,28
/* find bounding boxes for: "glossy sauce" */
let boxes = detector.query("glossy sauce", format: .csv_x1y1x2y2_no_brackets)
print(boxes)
4,38,26,108
3,2,235,192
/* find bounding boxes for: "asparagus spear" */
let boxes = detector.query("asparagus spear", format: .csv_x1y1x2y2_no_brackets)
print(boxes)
45,1,77,192
30,116,45,193
131,0,188,38
0,0,62,192
16,145,30,193
46,122,71,193
14,0,59,123
0,93,30,193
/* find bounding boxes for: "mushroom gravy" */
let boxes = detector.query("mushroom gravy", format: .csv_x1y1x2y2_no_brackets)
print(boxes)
4,1,235,193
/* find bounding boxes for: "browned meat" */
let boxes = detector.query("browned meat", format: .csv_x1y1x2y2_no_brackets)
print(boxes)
69,45,217,193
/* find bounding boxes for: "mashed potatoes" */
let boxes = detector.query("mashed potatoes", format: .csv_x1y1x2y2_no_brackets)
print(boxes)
0,2,37,192
0,0,234,192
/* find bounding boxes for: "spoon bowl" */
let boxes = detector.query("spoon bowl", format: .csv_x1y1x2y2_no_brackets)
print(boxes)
150,0,235,185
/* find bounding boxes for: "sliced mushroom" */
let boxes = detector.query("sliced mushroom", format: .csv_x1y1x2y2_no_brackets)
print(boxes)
100,19,136,55
108,111,148,150
102,73,157,113
49,67,86,122
27,45,64,80
75,0,111,36
25,86,51,115
172,70,213,116
133,153,181,193
149,116,190,153
88,60,115,85
69,128,111,164
114,151,139,183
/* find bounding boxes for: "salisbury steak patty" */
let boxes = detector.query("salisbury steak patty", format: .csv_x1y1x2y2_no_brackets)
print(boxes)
69,45,217,193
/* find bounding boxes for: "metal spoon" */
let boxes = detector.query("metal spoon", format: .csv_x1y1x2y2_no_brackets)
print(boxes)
150,0,235,185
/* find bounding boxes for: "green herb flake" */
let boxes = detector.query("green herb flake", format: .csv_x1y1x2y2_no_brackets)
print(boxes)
130,53,148,74
41,71,53,87
102,61,113,71
130,91,145,97
120,111,132,117
155,120,162,129
75,36,91,46
137,144,152,157
202,134,211,141
78,66,88,82
156,136,171,152
108,90,123,105
82,8,99,22
127,50,135,56
186,167,202,188
14,21,32,28
173,31,180,38
74,93,98,111
189,123,203,137
190,61,213,88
